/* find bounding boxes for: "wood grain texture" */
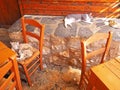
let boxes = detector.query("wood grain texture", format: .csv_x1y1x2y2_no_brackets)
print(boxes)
0,42,22,90
19,0,120,18
0,0,21,27
87,58,120,90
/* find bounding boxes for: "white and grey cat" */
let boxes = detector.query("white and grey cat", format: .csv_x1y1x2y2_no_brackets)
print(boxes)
64,13,93,28
10,42,35,61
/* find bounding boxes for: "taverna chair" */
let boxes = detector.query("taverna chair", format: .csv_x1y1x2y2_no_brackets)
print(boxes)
18,17,45,86
79,31,112,89
0,58,22,90
0,41,22,90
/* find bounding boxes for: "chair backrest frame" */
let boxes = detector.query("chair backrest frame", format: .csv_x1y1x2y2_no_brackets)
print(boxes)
21,17,45,55
81,31,112,73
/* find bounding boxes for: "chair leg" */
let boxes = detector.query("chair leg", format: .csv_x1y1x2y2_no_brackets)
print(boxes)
39,56,43,70
22,65,32,86
79,73,84,89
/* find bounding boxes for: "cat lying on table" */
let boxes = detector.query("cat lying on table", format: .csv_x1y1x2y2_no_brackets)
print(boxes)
64,13,93,28
10,42,35,61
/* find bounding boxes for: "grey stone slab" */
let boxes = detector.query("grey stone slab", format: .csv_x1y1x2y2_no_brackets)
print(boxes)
54,23,77,37
8,18,22,32
98,26,112,33
98,25,120,42
44,25,56,35
112,29,120,42
66,37,80,50
96,22,105,27
41,17,57,24
79,21,92,25
34,17,41,22
78,27,93,38
52,16,64,20
26,25,36,32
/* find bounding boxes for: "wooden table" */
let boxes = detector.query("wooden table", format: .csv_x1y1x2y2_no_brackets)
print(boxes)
0,42,17,65
87,57,120,90
0,41,22,90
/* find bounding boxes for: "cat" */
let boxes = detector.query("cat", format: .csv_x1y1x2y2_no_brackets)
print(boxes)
104,19,120,29
10,42,35,61
64,13,93,28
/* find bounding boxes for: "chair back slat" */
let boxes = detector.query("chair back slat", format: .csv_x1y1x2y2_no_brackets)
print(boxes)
0,61,12,80
26,31,40,40
86,33,109,45
0,72,14,89
87,48,105,60
23,18,43,29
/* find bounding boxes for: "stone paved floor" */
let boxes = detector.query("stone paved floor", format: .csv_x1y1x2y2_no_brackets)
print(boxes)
8,15,120,41
3,15,120,90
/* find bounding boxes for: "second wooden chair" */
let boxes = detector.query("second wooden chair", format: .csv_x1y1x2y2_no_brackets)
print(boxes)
18,17,45,86
79,31,112,89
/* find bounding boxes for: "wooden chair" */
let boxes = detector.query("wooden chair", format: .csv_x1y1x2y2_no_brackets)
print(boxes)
0,58,22,90
79,31,112,89
18,17,45,86
0,42,22,90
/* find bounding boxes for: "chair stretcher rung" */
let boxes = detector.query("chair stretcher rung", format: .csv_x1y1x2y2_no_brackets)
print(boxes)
0,61,12,80
29,64,39,76
0,72,14,90
27,59,39,71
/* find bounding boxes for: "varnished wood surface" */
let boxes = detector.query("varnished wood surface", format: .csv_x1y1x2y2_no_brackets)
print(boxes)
87,57,120,90
0,41,16,65
0,41,22,90
19,0,120,18
0,0,21,28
